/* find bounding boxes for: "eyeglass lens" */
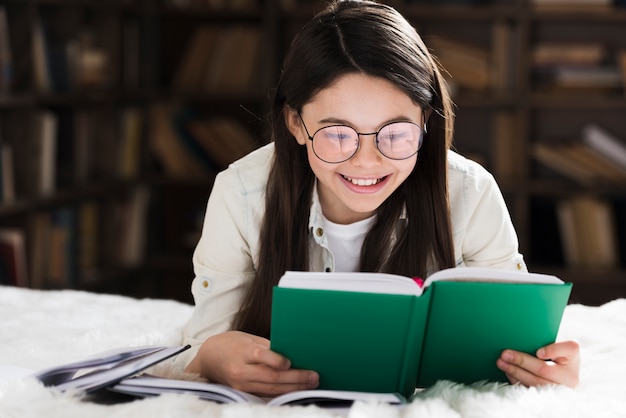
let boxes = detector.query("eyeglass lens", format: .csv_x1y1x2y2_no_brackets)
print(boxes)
312,122,422,163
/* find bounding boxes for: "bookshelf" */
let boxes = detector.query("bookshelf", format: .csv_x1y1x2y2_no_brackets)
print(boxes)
1,0,625,306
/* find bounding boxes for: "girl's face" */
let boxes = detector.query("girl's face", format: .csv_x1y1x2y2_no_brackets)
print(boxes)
286,72,425,225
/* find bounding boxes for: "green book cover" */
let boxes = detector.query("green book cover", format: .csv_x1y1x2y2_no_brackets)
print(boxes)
270,287,431,396
417,280,572,387
269,268,572,398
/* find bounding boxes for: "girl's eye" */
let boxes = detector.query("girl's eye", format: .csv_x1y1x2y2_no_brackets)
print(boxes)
323,128,354,141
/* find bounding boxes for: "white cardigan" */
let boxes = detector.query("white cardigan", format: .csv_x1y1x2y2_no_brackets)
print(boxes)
174,143,527,369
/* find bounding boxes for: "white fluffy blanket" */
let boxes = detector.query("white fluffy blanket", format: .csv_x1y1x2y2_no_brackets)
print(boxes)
1,286,626,418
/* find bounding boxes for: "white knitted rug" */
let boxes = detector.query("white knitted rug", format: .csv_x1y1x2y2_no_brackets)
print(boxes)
1,286,625,417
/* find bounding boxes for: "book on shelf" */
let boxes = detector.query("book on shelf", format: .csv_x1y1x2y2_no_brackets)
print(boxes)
492,111,525,182
491,21,514,94
532,123,626,185
3,110,58,199
532,42,607,68
557,196,619,269
0,136,15,204
614,197,626,268
77,201,99,284
27,212,51,289
73,109,141,184
44,207,77,288
530,0,613,11
95,186,150,273
550,66,622,90
173,25,262,94
532,140,626,185
530,41,620,92
31,11,51,92
149,104,214,180
172,27,221,91
119,107,143,180
619,50,626,93
110,374,406,407
122,19,140,90
427,36,491,91
4,5,30,93
185,116,258,170
164,0,258,11
582,124,626,170
0,6,13,94
270,267,572,398
25,192,147,289
116,186,150,268
204,26,262,94
170,108,222,172
0,228,28,287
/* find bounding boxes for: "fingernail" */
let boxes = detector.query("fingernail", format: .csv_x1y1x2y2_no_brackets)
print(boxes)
501,351,514,362
309,372,319,384
536,348,545,358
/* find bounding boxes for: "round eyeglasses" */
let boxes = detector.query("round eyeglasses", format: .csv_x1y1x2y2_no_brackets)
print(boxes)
298,113,425,164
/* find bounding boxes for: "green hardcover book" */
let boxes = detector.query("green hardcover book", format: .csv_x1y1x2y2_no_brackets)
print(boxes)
269,267,572,398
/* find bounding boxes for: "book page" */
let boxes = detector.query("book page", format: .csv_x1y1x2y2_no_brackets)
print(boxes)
112,375,406,407
39,345,190,393
278,271,423,296
268,389,406,407
425,267,563,287
111,375,264,404
34,345,169,386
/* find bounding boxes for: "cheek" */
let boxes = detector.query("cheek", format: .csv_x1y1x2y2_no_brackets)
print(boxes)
307,149,329,178
306,147,341,183
395,158,418,182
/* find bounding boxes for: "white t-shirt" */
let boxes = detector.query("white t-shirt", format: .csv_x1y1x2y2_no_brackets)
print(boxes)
321,214,377,272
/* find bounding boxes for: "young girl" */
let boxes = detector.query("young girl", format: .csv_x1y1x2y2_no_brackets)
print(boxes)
176,0,580,396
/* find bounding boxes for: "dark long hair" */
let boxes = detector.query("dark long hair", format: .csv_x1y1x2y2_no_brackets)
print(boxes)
234,0,456,337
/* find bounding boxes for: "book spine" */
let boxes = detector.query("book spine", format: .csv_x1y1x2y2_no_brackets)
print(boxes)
582,124,626,169
396,292,431,397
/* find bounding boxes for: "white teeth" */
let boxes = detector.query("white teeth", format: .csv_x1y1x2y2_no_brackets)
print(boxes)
343,175,382,186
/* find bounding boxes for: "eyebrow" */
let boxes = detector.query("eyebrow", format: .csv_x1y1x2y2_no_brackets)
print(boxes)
318,115,418,127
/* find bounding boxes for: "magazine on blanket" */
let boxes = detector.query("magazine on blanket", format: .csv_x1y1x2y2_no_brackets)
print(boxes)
34,345,190,393
110,374,407,407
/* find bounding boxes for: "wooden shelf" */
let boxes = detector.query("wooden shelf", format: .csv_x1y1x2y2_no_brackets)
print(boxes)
1,0,625,303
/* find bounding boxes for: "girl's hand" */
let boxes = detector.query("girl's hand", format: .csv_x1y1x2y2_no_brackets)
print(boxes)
496,340,580,388
185,331,319,396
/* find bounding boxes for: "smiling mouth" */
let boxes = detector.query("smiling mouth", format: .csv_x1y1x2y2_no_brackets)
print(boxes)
341,175,387,186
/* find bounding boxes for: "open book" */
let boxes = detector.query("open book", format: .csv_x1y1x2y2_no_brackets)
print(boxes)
110,374,406,407
33,345,190,393
270,267,572,398
25,344,405,408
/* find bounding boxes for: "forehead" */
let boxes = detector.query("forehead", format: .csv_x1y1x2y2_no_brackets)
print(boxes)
304,73,422,127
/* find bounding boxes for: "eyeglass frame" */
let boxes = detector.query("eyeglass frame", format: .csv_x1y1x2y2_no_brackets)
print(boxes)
297,112,427,164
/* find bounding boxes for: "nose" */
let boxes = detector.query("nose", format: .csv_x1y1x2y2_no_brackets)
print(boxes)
350,133,383,167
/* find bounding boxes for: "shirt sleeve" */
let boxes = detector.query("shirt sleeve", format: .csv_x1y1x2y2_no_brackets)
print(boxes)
449,154,527,272
173,168,257,370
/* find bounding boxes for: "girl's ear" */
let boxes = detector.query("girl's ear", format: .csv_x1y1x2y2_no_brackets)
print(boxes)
284,106,307,145
424,107,432,122
423,107,432,134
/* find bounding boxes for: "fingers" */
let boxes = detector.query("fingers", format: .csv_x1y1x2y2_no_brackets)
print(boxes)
192,331,320,397
242,337,320,395
497,350,554,387
247,339,291,371
240,367,320,396
497,341,580,388
537,340,580,365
